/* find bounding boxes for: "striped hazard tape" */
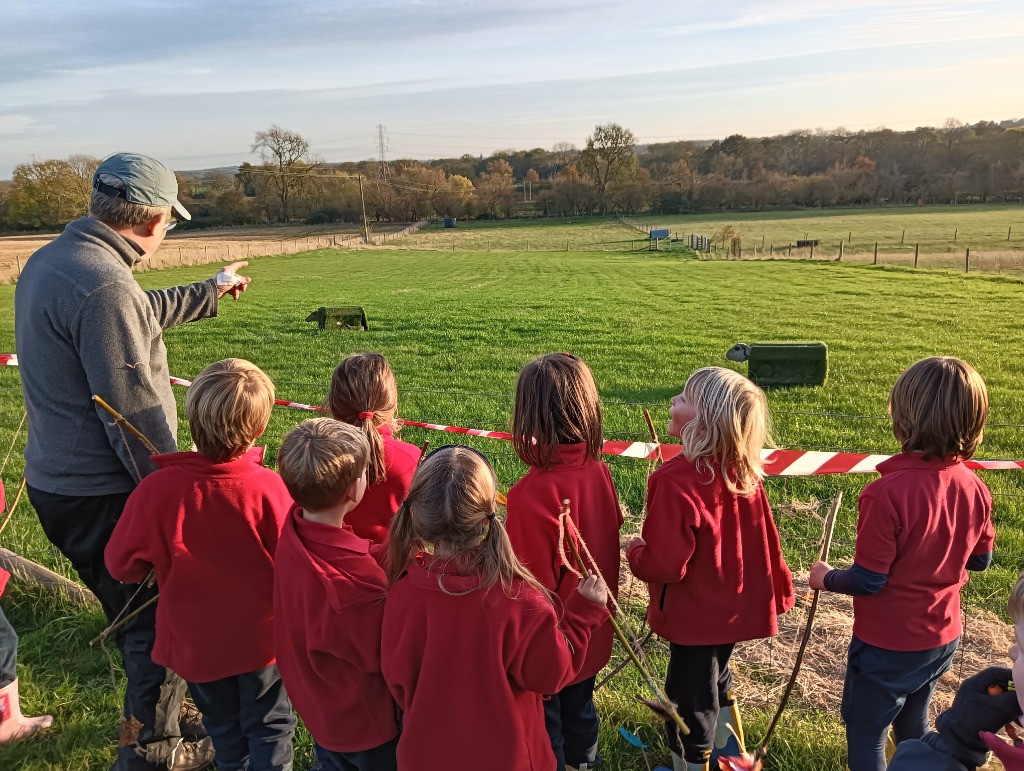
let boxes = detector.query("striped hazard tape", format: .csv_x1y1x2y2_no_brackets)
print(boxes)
7,355,1024,475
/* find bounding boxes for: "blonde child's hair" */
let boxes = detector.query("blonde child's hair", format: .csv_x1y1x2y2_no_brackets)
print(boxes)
512,353,603,469
680,366,770,496
327,353,398,488
889,356,988,460
277,418,370,511
185,358,275,462
387,446,551,601
1010,571,1024,625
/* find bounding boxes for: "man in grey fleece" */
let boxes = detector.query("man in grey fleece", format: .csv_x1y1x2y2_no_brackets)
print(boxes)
14,152,250,771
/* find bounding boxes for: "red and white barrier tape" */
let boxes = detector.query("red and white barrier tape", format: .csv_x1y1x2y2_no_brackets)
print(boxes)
7,356,1024,475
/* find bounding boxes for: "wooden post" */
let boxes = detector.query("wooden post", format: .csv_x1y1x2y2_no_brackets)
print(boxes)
954,228,958,241
358,176,370,244
901,229,906,244
16,255,22,275
526,240,530,251
788,243,793,257
566,238,569,251
914,242,919,268
809,242,814,259
848,230,852,243
0,547,98,606
769,244,774,256
1009,227,1013,241
838,240,844,261
178,248,183,265
965,248,970,273
873,242,878,265
761,234,765,248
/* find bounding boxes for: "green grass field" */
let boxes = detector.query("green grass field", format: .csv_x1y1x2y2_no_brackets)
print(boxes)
1,213,1023,769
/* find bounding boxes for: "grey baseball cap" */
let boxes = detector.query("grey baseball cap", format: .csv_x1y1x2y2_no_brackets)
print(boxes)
93,152,191,220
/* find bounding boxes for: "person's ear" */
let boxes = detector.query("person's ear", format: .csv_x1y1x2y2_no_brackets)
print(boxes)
142,213,165,237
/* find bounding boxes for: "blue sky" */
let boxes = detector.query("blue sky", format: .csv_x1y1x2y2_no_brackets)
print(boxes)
1,0,1023,178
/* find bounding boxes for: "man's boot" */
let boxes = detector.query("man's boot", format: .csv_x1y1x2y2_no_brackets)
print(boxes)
710,691,746,767
0,678,54,744
164,736,217,771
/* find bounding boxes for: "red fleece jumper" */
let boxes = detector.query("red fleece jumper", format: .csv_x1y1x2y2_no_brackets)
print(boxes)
344,425,420,544
104,447,292,683
850,453,994,652
627,454,794,645
273,506,398,753
505,443,622,682
381,553,609,771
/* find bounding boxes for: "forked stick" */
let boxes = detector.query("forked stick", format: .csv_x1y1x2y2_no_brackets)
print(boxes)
560,500,689,737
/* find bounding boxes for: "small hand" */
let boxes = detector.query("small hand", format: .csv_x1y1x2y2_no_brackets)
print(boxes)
578,573,609,607
215,261,252,300
626,535,646,552
808,561,832,590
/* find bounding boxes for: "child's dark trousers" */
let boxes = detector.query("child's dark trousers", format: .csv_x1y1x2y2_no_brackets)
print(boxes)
312,737,399,771
664,642,735,763
187,664,295,771
841,635,959,771
545,675,601,768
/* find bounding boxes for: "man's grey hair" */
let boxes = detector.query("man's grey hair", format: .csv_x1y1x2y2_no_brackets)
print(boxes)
89,173,171,228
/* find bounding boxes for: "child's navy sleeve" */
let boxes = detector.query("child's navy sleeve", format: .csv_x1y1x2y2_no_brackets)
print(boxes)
824,563,888,596
966,551,993,571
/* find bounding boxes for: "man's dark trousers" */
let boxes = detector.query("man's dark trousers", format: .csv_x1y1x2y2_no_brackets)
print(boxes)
29,486,185,771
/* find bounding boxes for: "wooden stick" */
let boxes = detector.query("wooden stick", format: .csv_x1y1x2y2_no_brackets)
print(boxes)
92,395,159,454
561,500,689,736
751,492,842,764
90,595,158,646
0,547,98,606
418,440,430,464
643,409,663,466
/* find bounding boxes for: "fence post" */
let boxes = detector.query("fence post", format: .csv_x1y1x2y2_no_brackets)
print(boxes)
1009,227,1013,241
527,240,530,252
179,248,183,265
873,242,878,265
761,234,765,248
566,239,569,251
901,229,906,244
838,240,844,261
788,243,793,257
965,248,970,273
809,242,814,259
914,242,919,269
770,244,774,256
16,256,22,277
954,228,958,241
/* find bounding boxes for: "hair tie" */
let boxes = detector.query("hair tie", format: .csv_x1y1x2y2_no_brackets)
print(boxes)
358,411,374,420
486,512,496,522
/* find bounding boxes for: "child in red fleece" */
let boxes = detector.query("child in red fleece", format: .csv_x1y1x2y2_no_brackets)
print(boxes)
382,445,610,771
627,367,794,771
273,418,399,771
105,359,295,771
504,352,622,771
326,353,420,545
811,357,995,771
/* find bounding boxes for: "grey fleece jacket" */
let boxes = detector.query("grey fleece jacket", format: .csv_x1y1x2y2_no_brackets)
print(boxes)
14,216,219,496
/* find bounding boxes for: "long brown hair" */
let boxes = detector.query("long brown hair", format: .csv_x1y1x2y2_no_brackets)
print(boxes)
386,447,551,601
680,367,770,496
327,353,398,486
512,353,603,469
889,356,988,460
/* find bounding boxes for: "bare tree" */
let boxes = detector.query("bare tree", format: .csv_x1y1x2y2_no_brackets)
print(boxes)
250,125,321,222
579,123,637,213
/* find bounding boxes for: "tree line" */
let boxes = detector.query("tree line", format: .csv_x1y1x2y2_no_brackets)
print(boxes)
3,118,1023,231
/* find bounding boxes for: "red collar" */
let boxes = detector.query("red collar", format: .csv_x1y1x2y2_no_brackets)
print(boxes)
403,552,483,593
291,506,371,555
151,446,266,473
876,452,961,474
537,442,592,469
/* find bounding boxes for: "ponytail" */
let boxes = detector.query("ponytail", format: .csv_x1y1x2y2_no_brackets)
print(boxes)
327,354,398,487
386,500,417,586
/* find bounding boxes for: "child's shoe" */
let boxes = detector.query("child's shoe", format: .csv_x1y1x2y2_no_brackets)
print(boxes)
0,678,54,744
